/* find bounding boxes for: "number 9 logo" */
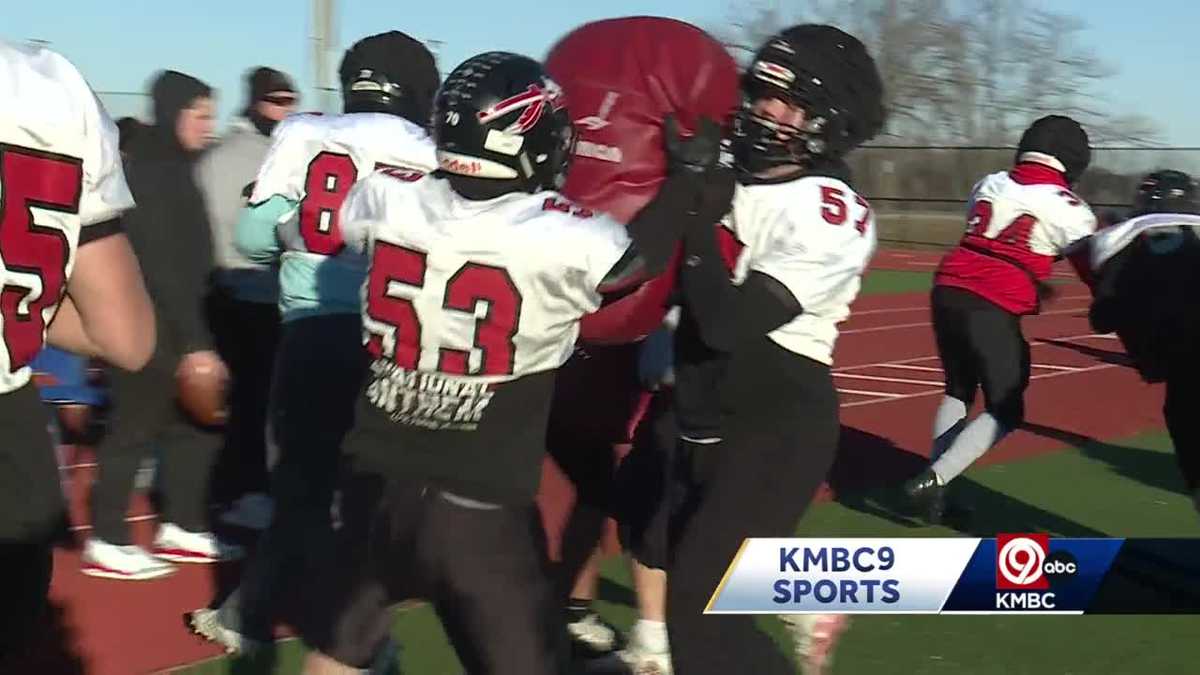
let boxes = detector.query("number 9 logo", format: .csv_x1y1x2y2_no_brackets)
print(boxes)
998,537,1046,586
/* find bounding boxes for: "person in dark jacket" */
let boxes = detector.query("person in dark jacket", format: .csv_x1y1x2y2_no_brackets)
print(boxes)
83,70,244,580
199,67,297,530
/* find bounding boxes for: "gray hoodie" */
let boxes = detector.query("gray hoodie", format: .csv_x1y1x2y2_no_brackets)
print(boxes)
196,117,279,304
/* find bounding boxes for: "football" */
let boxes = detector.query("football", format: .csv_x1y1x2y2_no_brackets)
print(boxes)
176,357,228,427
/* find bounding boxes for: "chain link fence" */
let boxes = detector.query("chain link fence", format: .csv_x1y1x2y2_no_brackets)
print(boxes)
95,91,151,123
85,92,1197,251
848,146,1200,247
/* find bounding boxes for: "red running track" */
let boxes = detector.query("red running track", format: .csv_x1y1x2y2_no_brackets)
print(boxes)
17,253,1167,675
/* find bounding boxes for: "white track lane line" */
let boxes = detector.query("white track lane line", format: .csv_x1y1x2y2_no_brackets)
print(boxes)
841,306,1089,335
840,363,1119,409
848,295,1091,317
834,331,1119,372
878,364,944,373
833,373,944,386
836,388,905,398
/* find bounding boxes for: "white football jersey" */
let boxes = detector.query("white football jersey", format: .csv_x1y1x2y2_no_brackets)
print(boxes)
967,171,1096,257
341,173,630,428
0,41,134,394
936,169,1096,315
723,175,877,365
1088,212,1200,271
249,112,436,263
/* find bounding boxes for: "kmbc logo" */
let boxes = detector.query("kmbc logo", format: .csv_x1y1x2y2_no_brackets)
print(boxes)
996,534,1050,590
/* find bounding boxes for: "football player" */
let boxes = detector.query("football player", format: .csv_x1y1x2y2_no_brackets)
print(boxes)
662,25,884,675
0,39,154,660
904,115,1097,523
301,51,727,675
1085,170,1200,516
189,31,439,654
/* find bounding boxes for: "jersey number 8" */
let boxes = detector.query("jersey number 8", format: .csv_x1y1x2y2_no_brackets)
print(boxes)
299,152,415,255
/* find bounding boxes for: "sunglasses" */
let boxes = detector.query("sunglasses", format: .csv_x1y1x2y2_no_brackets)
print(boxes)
262,94,298,106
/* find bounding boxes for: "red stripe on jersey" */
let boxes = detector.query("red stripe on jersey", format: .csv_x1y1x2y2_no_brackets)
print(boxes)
934,242,1053,315
1009,162,1068,188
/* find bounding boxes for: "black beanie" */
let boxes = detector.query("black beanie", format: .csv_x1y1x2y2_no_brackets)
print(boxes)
243,66,296,114
1015,115,1091,184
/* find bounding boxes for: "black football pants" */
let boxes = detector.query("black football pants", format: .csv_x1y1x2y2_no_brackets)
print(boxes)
932,285,1031,428
0,384,61,661
302,471,569,674
216,313,368,637
206,288,280,503
1165,368,1200,492
667,337,840,675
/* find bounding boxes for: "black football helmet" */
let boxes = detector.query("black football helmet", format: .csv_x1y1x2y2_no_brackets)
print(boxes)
339,31,439,126
1015,115,1091,185
433,52,574,194
732,24,885,178
1131,169,1199,216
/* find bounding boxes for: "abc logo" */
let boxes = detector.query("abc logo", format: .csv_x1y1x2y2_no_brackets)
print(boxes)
996,534,1078,589
1044,550,1079,583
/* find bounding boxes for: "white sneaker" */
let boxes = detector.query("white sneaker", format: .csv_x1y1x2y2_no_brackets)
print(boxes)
189,607,267,654
783,613,850,675
567,611,619,654
81,538,176,580
611,620,672,675
153,523,245,563
219,492,274,530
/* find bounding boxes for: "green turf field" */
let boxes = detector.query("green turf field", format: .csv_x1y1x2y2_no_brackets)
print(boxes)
859,269,934,295
176,430,1199,675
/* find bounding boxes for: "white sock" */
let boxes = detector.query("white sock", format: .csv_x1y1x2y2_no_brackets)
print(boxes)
930,396,969,463
930,412,1011,483
632,619,669,653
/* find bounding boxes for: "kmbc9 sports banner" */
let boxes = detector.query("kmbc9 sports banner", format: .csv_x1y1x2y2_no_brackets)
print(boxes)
705,536,1200,614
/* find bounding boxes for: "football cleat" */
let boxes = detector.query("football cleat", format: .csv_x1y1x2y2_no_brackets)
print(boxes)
903,468,946,525
567,611,620,659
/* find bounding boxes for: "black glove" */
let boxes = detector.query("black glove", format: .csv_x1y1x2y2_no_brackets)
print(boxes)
696,165,736,221
662,115,735,221
664,115,724,177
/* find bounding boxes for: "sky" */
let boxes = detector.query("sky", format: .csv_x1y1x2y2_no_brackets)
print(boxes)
6,0,1200,145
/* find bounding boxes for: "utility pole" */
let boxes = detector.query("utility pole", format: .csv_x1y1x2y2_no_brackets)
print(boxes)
310,0,338,113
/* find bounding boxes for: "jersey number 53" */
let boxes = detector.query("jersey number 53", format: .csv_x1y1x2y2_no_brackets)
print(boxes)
364,243,522,377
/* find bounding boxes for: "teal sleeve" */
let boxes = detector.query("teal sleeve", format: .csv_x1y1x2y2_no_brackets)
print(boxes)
235,196,296,264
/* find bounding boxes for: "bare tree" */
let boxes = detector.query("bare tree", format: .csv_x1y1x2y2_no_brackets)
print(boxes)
712,0,1163,146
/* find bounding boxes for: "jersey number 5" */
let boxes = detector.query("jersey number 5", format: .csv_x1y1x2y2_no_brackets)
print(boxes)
365,243,523,376
820,186,871,235
0,144,79,373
